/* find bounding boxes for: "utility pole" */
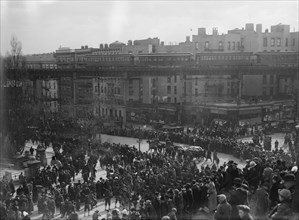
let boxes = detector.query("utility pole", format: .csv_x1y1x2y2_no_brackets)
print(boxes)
138,123,141,152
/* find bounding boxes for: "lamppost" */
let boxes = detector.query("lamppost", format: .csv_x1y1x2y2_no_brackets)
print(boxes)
137,114,146,152
295,124,299,166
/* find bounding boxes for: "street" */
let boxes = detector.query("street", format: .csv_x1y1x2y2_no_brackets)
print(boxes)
2,132,290,220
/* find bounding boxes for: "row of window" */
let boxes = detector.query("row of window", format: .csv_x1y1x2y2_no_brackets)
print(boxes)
87,56,131,62
43,91,57,98
99,108,123,118
139,57,190,62
167,76,178,83
262,75,275,84
198,55,252,61
197,41,241,51
167,86,177,94
42,81,57,89
44,101,58,109
27,64,57,69
263,38,296,47
98,86,121,94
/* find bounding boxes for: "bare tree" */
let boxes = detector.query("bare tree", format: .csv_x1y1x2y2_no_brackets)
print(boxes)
1,35,33,157
5,36,25,69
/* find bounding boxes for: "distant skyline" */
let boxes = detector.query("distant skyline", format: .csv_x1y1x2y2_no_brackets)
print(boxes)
1,0,298,55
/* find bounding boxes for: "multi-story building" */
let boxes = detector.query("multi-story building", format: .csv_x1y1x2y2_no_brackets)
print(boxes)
23,22,299,125
35,79,59,113
95,76,126,126
25,53,57,69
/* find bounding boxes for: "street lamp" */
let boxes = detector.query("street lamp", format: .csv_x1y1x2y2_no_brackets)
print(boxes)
295,124,299,166
138,124,141,152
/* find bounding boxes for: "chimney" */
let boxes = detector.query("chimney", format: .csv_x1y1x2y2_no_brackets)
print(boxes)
212,28,218,35
256,24,262,34
104,44,108,48
161,41,164,46
128,40,132,46
85,45,88,49
198,28,206,36
186,36,190,42
245,23,254,31
148,44,153,53
100,44,104,49
81,46,84,49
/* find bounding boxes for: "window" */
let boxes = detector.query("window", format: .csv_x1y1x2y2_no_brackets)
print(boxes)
195,88,198,96
174,97,177,103
271,38,275,47
285,38,288,47
195,42,199,50
270,87,274,96
129,87,133,96
174,86,177,94
270,75,274,84
263,38,268,47
174,75,177,83
263,75,267,84
167,77,171,83
167,86,171,94
218,41,223,49
277,38,281,47
228,41,231,50
263,87,267,96
205,41,209,49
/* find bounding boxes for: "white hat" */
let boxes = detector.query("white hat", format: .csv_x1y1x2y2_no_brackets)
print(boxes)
291,166,298,172
122,209,128,215
23,211,28,216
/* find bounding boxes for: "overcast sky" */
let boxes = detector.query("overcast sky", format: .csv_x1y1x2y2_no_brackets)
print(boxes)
1,0,298,55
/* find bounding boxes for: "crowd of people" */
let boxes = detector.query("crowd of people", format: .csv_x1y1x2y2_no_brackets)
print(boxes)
0,115,299,220
102,123,296,166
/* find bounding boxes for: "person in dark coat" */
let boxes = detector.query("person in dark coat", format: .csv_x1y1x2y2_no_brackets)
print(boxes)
214,194,231,220
145,200,158,220
269,189,293,220
228,178,248,220
269,175,281,208
253,184,269,220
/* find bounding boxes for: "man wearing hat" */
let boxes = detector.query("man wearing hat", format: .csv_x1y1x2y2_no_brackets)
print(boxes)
92,210,101,220
282,173,296,194
237,205,254,220
214,194,231,220
228,178,249,220
269,189,293,220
